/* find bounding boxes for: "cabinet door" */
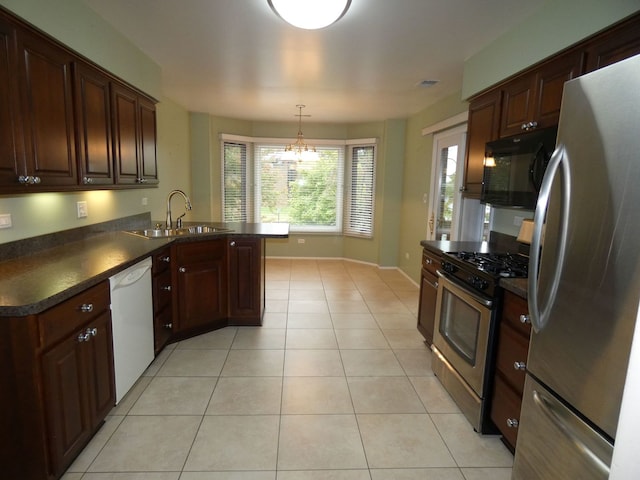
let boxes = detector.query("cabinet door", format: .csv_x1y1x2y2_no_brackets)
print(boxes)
417,268,438,345
111,83,140,185
41,333,91,475
228,237,263,324
584,14,640,72
74,61,114,186
176,240,228,332
463,89,501,198
500,75,535,137
0,18,25,188
17,30,77,187
532,51,584,129
138,97,158,184
85,311,115,428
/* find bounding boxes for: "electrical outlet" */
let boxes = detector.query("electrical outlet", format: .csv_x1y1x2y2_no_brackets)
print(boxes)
77,201,88,218
297,238,306,244
0,213,12,229
405,252,410,259
141,197,148,206
513,215,524,227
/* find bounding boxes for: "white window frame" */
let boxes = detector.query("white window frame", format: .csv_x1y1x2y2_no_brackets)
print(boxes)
220,134,376,235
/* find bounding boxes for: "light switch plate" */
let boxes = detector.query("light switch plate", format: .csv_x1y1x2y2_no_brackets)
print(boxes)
77,201,88,218
0,213,12,228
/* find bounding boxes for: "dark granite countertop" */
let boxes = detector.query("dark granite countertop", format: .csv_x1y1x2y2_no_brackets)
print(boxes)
499,277,528,299
0,219,289,317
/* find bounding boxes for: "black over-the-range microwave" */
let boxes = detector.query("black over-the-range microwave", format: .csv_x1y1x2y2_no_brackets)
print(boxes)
481,126,558,209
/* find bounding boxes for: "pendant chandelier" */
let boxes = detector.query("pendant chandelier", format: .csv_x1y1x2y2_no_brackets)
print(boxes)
267,0,352,30
284,105,318,161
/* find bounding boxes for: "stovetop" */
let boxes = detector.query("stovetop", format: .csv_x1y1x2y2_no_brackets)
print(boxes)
450,251,528,278
440,251,529,298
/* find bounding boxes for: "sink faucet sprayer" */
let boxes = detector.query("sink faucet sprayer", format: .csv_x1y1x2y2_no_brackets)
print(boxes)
166,189,192,229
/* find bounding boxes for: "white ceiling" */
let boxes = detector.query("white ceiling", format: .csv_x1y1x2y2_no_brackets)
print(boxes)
81,0,545,123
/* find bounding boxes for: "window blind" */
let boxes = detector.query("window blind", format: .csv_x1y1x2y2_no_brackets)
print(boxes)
222,141,251,222
345,144,376,237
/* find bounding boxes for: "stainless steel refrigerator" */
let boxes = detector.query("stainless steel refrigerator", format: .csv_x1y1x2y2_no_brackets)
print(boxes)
513,54,640,479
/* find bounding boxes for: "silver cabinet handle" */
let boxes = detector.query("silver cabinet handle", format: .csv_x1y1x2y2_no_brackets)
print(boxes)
179,267,186,273
80,303,94,313
162,285,172,291
164,323,173,329
426,258,432,264
160,255,170,263
230,241,236,247
86,327,98,337
506,418,519,428
519,314,530,324
83,177,93,184
521,121,538,131
18,175,41,185
514,361,527,371
77,332,91,342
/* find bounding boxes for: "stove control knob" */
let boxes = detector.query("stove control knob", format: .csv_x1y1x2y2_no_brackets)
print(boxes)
442,262,457,274
470,276,488,290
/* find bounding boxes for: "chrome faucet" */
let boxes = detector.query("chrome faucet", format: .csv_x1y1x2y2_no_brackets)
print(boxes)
166,189,192,229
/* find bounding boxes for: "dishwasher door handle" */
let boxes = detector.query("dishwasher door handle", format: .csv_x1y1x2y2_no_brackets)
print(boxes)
111,264,152,291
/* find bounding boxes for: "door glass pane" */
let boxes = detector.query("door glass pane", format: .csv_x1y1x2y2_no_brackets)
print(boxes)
440,289,479,365
436,145,458,240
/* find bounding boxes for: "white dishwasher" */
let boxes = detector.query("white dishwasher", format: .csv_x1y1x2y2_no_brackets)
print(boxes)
109,257,155,403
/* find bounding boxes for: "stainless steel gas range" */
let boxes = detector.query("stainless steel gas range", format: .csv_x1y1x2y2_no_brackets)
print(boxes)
431,251,528,433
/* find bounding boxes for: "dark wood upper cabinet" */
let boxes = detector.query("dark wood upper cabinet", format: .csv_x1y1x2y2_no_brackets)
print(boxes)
463,89,501,198
500,50,584,137
0,6,158,193
0,18,25,187
17,29,78,187
584,13,640,72
112,83,158,186
74,61,114,186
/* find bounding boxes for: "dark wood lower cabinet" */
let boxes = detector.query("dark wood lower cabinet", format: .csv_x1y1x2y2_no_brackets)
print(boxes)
228,237,264,325
0,280,115,480
174,239,228,334
41,309,114,474
417,248,441,345
490,290,531,452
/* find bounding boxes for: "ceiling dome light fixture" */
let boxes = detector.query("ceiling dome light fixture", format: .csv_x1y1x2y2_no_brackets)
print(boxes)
268,0,352,30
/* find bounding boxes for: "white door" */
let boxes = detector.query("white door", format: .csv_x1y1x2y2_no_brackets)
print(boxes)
427,125,466,241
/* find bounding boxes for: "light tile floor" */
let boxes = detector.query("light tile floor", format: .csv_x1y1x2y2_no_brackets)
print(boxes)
63,258,513,480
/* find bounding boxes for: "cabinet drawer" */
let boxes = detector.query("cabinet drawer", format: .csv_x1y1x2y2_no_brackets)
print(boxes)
152,248,171,274
501,290,531,337
422,249,441,276
496,322,529,395
153,269,172,312
38,281,110,348
491,374,523,450
175,239,225,264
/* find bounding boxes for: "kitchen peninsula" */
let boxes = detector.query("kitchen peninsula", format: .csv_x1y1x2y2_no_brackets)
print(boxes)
0,213,288,480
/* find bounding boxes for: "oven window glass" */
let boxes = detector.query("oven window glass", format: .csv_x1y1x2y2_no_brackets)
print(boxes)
439,288,480,365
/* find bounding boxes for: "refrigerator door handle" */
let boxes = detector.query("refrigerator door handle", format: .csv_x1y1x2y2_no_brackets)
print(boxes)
532,389,611,476
529,144,571,332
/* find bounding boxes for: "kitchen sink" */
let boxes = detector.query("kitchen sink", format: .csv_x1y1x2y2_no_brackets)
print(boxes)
124,225,232,239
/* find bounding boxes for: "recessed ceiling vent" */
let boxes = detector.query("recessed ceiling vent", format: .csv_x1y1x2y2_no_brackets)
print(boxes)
417,79,439,88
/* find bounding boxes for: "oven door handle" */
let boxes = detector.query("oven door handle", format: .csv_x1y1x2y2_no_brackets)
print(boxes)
436,270,493,308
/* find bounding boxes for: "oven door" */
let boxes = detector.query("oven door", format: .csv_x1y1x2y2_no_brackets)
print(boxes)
433,271,493,397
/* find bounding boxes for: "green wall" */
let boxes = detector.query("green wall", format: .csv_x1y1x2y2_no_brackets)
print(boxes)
0,0,192,243
191,115,406,265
